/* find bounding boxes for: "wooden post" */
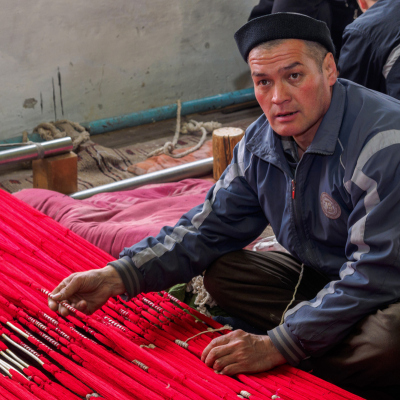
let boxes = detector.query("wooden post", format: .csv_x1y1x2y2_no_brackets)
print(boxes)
212,127,244,180
32,151,78,194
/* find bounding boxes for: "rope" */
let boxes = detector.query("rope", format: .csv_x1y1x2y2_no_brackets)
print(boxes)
0,131,46,168
280,263,304,325
186,275,217,316
33,142,46,159
147,100,222,159
33,119,90,151
175,324,233,347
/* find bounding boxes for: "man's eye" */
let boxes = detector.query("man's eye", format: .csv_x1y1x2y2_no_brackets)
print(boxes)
259,80,269,86
290,73,300,79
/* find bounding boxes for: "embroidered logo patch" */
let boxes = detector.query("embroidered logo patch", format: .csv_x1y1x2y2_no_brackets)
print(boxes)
320,192,341,219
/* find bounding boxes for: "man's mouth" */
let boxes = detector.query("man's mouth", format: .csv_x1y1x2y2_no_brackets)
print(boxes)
276,111,297,117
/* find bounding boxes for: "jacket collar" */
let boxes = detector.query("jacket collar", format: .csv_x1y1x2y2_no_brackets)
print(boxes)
247,80,346,166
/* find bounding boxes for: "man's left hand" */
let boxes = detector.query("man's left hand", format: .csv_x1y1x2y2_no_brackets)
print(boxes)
201,329,286,375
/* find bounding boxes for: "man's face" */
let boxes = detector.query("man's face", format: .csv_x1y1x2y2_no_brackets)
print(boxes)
249,39,336,146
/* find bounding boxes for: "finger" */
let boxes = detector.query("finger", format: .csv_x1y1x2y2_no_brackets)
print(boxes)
48,297,58,311
52,275,82,302
50,276,71,297
212,353,236,372
74,299,88,313
203,343,233,368
58,301,71,317
48,280,69,311
201,335,230,362
220,362,242,376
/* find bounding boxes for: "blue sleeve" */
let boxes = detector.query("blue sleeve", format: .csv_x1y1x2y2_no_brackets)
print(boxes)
338,27,381,92
109,139,268,298
386,56,400,101
269,132,400,365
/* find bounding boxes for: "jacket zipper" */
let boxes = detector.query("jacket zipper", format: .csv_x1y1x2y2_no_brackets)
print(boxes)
291,155,323,268
291,179,296,199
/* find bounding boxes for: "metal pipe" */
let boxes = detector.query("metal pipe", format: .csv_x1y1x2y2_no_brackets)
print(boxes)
71,157,214,200
84,88,255,135
0,137,73,165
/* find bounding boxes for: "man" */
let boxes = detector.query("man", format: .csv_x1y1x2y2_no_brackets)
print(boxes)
338,0,400,99
49,13,400,398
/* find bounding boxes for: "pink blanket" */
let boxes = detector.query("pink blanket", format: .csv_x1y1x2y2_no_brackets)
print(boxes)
14,179,214,258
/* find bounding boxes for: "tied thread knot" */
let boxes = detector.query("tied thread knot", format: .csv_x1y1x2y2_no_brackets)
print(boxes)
147,99,221,159
174,324,232,349
132,359,149,372
0,140,45,159
140,344,156,349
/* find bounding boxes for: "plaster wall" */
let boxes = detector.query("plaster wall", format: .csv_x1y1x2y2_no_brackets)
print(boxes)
0,0,257,141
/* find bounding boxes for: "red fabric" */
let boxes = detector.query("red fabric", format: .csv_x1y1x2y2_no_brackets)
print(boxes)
127,140,213,175
14,178,214,258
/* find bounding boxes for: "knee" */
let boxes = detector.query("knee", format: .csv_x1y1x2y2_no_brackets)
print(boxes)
346,302,400,368
370,303,400,355
203,252,239,298
203,255,224,297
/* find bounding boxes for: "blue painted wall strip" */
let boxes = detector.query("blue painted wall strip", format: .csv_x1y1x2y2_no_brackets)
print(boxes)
0,133,44,145
0,87,255,144
84,87,255,135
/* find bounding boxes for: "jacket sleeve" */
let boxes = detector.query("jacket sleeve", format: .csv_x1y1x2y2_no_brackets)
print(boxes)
386,56,400,101
109,139,268,299
338,26,381,91
269,132,400,365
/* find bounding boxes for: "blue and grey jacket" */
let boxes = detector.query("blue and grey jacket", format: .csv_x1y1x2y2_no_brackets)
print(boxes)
110,79,400,365
338,0,400,100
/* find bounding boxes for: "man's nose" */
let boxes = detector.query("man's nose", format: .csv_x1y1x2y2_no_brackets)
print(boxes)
271,82,290,104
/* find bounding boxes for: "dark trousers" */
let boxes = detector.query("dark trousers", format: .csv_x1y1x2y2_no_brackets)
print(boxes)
204,250,400,400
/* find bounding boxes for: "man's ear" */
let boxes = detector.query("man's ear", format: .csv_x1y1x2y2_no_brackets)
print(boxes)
324,53,337,87
357,0,368,12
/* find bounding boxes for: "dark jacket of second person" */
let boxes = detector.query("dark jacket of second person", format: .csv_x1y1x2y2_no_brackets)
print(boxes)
338,0,400,100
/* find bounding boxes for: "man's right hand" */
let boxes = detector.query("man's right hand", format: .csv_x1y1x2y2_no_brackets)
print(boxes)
48,265,126,316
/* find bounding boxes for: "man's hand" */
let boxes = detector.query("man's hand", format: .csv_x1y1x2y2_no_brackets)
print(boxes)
201,329,286,375
48,265,125,316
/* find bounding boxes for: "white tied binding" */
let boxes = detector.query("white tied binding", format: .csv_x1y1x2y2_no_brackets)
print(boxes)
147,100,222,158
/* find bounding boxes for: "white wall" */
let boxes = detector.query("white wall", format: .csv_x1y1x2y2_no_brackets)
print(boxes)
0,0,257,141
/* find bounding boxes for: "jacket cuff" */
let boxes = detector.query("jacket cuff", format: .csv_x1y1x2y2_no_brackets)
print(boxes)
108,256,145,299
268,324,307,366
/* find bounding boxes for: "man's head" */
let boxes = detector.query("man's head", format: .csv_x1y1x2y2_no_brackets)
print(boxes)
235,13,337,147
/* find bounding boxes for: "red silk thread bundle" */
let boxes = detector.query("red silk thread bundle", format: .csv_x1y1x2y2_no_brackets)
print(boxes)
0,190,365,400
